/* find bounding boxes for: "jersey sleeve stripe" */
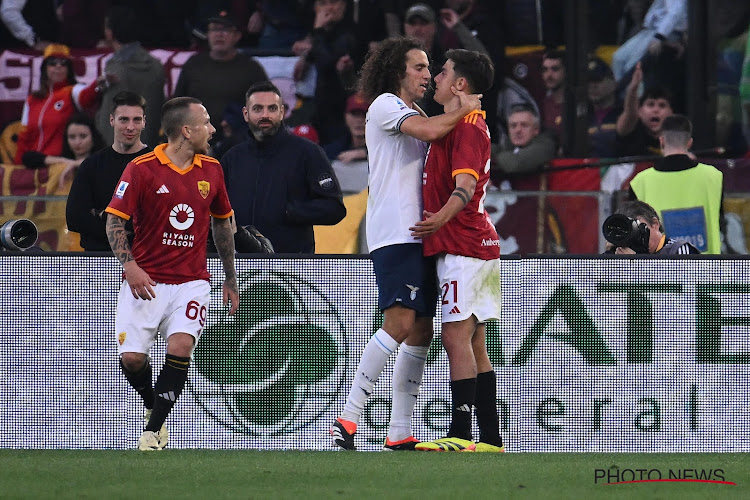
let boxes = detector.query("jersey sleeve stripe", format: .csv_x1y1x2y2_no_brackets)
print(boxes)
105,207,131,220
396,111,420,131
452,168,479,180
133,152,156,164
211,209,234,219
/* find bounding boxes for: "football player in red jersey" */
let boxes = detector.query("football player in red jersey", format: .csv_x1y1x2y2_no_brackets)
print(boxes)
410,49,505,452
105,97,238,451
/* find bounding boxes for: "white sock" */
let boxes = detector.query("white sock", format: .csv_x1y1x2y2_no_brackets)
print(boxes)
388,343,429,441
340,328,399,425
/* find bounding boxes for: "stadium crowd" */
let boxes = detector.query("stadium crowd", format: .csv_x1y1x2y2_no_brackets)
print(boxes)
1,0,750,254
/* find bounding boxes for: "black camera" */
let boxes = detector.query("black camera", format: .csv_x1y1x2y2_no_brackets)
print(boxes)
602,214,650,254
0,219,38,251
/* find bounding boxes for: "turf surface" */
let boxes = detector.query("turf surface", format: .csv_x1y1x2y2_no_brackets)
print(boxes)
0,450,747,499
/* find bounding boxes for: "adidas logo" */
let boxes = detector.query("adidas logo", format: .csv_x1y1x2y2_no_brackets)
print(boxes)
156,185,170,194
456,404,472,412
158,391,177,402
449,305,461,314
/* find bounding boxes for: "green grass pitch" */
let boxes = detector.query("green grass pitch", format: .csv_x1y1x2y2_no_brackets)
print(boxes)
1,451,748,499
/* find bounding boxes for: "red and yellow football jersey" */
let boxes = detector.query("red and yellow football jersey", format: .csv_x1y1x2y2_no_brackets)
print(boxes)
106,144,233,284
422,110,500,259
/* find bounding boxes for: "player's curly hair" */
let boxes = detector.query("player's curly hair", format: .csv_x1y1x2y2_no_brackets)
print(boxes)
358,37,426,102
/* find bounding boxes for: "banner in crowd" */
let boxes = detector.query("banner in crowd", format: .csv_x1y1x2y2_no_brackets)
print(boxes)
1,255,748,452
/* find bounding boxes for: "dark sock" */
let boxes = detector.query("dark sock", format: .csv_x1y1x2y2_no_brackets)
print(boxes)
448,378,476,440
120,358,154,410
146,354,190,432
475,370,503,446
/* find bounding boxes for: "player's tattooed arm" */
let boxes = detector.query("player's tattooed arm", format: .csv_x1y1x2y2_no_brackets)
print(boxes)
212,216,239,315
106,213,134,266
451,187,471,206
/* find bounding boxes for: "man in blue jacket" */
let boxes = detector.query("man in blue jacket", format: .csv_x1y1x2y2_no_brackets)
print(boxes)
221,81,346,253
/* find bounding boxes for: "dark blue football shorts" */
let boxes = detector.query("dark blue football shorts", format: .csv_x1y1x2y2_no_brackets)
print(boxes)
370,243,438,317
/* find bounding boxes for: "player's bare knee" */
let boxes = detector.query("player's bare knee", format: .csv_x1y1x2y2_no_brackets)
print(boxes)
120,352,147,372
166,332,196,358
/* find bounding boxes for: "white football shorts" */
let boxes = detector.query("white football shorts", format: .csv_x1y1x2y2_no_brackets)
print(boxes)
436,254,502,323
115,279,211,354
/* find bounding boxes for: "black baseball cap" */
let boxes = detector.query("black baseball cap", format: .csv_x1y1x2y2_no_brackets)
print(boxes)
207,10,239,29
405,3,436,24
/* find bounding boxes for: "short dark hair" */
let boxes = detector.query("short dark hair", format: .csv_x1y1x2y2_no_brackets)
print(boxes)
615,200,664,233
245,80,282,102
111,91,146,115
542,49,565,67
105,6,139,44
445,49,494,94
661,114,692,135
638,86,673,107
161,97,202,140
660,114,691,148
358,37,426,102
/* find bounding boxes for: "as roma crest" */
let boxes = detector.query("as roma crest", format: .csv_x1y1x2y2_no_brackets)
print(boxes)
198,181,210,199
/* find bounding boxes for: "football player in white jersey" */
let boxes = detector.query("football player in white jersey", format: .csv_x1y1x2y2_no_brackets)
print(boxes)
331,37,482,451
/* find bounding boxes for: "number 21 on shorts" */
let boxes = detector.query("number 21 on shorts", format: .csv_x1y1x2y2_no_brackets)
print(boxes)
441,280,458,305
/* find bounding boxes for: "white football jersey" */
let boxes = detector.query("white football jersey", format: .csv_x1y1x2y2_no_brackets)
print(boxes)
365,93,428,251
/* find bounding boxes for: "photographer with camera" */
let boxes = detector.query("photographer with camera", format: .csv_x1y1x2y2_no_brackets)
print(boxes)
603,200,700,255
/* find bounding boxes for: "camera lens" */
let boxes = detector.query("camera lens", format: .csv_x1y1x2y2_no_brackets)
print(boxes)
602,214,635,246
0,219,39,250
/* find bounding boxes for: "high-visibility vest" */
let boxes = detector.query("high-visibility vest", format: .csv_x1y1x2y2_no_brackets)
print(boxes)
630,163,723,254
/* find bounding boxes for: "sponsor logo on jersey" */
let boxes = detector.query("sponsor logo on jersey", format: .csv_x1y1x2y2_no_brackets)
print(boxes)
168,203,195,231
156,184,170,194
162,232,195,247
198,181,210,199
481,238,501,246
115,181,129,199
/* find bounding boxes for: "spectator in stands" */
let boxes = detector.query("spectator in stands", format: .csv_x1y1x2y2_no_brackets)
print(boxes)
587,57,622,158
0,0,58,50
175,10,268,146
66,91,150,252
14,44,108,165
211,102,247,159
604,200,700,255
441,0,505,144
490,104,556,255
540,49,565,149
58,0,109,48
402,3,489,118
611,0,687,84
628,114,724,254
22,113,104,188
294,0,362,144
221,81,346,253
741,22,750,147
323,92,369,194
490,104,555,182
95,6,165,149
615,62,674,157
246,0,310,50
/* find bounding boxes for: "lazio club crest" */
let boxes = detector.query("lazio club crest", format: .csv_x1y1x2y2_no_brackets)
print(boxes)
198,181,210,199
